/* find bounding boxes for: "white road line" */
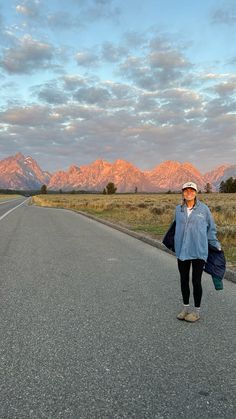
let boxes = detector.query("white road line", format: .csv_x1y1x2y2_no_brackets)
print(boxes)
0,198,30,221
0,197,23,205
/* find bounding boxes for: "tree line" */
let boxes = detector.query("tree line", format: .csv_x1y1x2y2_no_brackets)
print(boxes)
219,177,236,193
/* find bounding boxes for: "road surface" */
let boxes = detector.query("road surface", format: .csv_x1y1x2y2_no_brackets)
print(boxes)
0,201,235,419
0,196,27,219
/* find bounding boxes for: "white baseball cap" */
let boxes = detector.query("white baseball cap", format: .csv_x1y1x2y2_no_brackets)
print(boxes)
182,182,198,192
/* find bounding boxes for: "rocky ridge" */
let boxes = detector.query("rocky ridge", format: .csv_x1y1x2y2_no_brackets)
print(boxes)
0,152,235,192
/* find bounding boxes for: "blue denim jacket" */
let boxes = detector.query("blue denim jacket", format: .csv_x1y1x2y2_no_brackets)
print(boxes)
174,200,221,261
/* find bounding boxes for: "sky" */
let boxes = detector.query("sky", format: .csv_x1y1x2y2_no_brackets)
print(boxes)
0,0,236,174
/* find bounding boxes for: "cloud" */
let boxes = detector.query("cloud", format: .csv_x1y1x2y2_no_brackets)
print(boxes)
16,0,41,18
102,81,135,99
150,50,190,85
199,72,230,81
205,97,236,118
0,105,51,125
149,50,188,70
0,35,54,74
119,56,153,89
122,31,147,49
32,75,113,106
135,94,158,113
160,88,202,108
62,75,88,91
14,0,121,37
75,51,99,67
119,39,191,90
132,87,205,126
47,11,82,30
101,41,128,62
75,40,129,69
34,0,121,32
63,0,121,27
73,86,111,104
211,5,236,25
214,80,236,96
37,85,69,105
203,113,236,144
83,0,121,23
149,35,172,51
54,103,103,121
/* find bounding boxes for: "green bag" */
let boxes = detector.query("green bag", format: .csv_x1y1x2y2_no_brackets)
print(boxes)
212,275,223,290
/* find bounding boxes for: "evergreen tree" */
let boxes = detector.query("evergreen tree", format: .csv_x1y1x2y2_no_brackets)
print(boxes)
219,177,236,193
204,183,212,193
232,179,236,193
219,181,225,193
225,177,234,193
106,182,117,194
41,184,47,194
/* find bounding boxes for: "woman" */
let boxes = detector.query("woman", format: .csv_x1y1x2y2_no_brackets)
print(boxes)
175,182,221,322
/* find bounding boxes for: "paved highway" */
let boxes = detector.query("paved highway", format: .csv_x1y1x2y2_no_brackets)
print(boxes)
0,202,235,419
0,196,28,219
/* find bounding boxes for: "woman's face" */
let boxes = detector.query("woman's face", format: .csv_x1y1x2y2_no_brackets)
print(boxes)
183,187,197,201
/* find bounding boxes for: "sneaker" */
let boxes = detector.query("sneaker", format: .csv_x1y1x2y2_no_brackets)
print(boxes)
185,312,200,322
177,310,189,320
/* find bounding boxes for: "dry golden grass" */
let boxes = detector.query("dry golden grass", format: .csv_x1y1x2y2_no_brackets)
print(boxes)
0,194,22,200
32,193,236,268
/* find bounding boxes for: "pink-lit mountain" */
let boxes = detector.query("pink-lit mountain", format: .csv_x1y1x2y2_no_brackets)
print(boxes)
0,153,51,190
48,159,149,192
0,152,235,192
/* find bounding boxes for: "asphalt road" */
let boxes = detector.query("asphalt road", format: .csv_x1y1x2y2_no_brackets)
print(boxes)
0,197,27,219
0,202,235,419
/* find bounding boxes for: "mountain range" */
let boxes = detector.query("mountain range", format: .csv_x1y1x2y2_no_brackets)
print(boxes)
0,152,235,192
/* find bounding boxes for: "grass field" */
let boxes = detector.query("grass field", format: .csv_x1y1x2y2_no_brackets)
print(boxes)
0,194,22,200
31,193,236,269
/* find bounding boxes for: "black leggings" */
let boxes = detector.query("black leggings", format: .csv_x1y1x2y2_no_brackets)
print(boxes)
177,259,205,307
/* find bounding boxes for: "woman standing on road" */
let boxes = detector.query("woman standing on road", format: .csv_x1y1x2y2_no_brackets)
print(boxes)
175,182,221,322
